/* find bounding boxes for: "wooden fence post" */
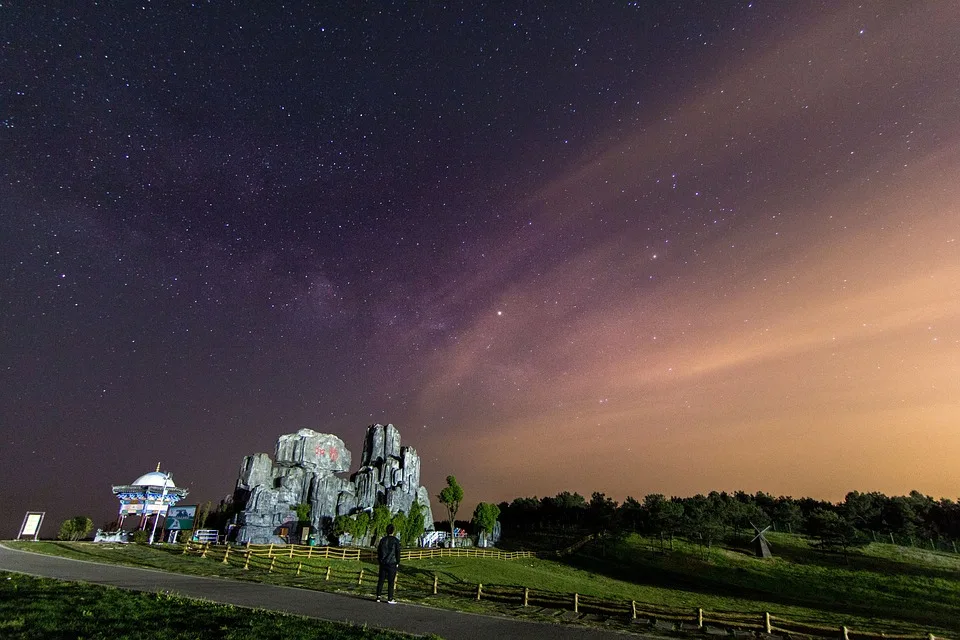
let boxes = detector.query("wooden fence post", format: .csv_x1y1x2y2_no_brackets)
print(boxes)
890,533,895,544
842,625,850,640
631,601,637,619
200,543,208,558
182,541,190,555
289,545,294,558
524,587,530,608
308,546,313,559
765,612,772,634
269,557,276,573
296,562,302,576
358,568,364,586
243,550,251,570
268,543,274,557
325,566,331,581
393,573,398,593
697,608,703,629
573,593,579,613
433,574,439,595
222,546,231,564
477,583,483,601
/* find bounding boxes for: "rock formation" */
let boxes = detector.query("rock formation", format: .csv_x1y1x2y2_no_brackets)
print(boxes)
232,424,434,545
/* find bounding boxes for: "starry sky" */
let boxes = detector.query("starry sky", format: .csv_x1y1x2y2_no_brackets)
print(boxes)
3,2,959,537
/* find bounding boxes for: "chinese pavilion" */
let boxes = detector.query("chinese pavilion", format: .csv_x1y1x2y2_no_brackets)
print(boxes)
112,464,189,529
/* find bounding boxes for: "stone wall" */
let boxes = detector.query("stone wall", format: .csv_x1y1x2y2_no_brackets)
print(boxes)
232,424,434,544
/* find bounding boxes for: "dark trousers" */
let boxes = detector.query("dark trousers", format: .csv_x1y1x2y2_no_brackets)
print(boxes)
377,563,397,600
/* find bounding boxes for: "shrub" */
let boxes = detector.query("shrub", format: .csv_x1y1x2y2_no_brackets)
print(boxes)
57,516,93,541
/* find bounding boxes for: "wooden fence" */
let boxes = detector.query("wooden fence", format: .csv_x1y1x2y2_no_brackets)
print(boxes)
184,541,363,561
401,547,535,560
183,541,535,562
181,542,946,640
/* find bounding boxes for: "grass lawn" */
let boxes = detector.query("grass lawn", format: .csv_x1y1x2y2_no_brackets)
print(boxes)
0,571,429,640
566,533,960,635
6,532,958,638
396,534,959,637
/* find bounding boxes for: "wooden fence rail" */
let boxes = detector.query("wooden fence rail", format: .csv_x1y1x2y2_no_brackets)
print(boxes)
180,542,945,640
184,541,537,562
402,547,535,560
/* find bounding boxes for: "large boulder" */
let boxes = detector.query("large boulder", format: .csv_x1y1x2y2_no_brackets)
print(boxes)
276,429,351,472
310,474,351,533
233,423,434,545
237,453,273,490
352,466,380,511
416,486,435,529
361,423,401,467
235,485,298,544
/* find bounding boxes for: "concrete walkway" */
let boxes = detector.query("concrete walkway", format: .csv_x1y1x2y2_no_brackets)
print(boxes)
0,543,649,640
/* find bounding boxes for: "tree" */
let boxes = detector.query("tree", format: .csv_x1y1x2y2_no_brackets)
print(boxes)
500,496,540,532
354,511,371,546
438,475,464,544
588,492,621,536
196,501,213,530
58,516,93,541
400,501,427,547
842,491,883,532
333,514,355,542
882,496,921,538
371,505,391,542
472,502,500,537
391,511,408,544
549,491,587,529
772,498,803,534
292,503,311,524
642,494,684,538
808,508,867,556
680,494,725,548
619,496,644,532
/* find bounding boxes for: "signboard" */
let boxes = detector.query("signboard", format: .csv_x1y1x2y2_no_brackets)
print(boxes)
164,505,197,531
119,500,167,515
18,512,45,541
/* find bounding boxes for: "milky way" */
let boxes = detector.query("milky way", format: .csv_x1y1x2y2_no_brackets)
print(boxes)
2,2,958,535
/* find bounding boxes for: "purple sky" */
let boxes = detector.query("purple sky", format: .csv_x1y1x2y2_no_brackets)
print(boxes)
2,2,959,538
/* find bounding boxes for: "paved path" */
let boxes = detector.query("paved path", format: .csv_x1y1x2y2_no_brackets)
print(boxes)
0,543,647,640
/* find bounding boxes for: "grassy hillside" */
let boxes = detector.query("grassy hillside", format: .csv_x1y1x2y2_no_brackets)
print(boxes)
565,532,960,633
394,532,958,636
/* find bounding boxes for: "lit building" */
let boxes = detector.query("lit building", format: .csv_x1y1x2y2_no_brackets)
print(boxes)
112,465,188,530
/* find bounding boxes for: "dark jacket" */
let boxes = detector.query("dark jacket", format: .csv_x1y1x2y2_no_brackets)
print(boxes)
377,534,401,566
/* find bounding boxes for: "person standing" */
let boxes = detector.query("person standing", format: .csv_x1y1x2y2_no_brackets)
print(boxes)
376,523,401,603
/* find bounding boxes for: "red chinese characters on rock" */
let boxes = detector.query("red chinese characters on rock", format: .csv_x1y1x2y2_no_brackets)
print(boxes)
313,445,339,462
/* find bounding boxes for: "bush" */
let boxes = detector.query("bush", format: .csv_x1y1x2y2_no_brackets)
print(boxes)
57,516,93,541
131,530,149,544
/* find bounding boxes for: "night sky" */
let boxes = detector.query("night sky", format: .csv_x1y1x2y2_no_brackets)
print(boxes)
3,2,959,538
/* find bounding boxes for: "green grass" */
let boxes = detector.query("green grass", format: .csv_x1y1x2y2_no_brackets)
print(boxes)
564,533,960,634
7,534,959,638
0,571,427,639
395,535,959,636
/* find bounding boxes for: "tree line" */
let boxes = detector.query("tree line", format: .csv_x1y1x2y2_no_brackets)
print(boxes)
496,489,960,551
